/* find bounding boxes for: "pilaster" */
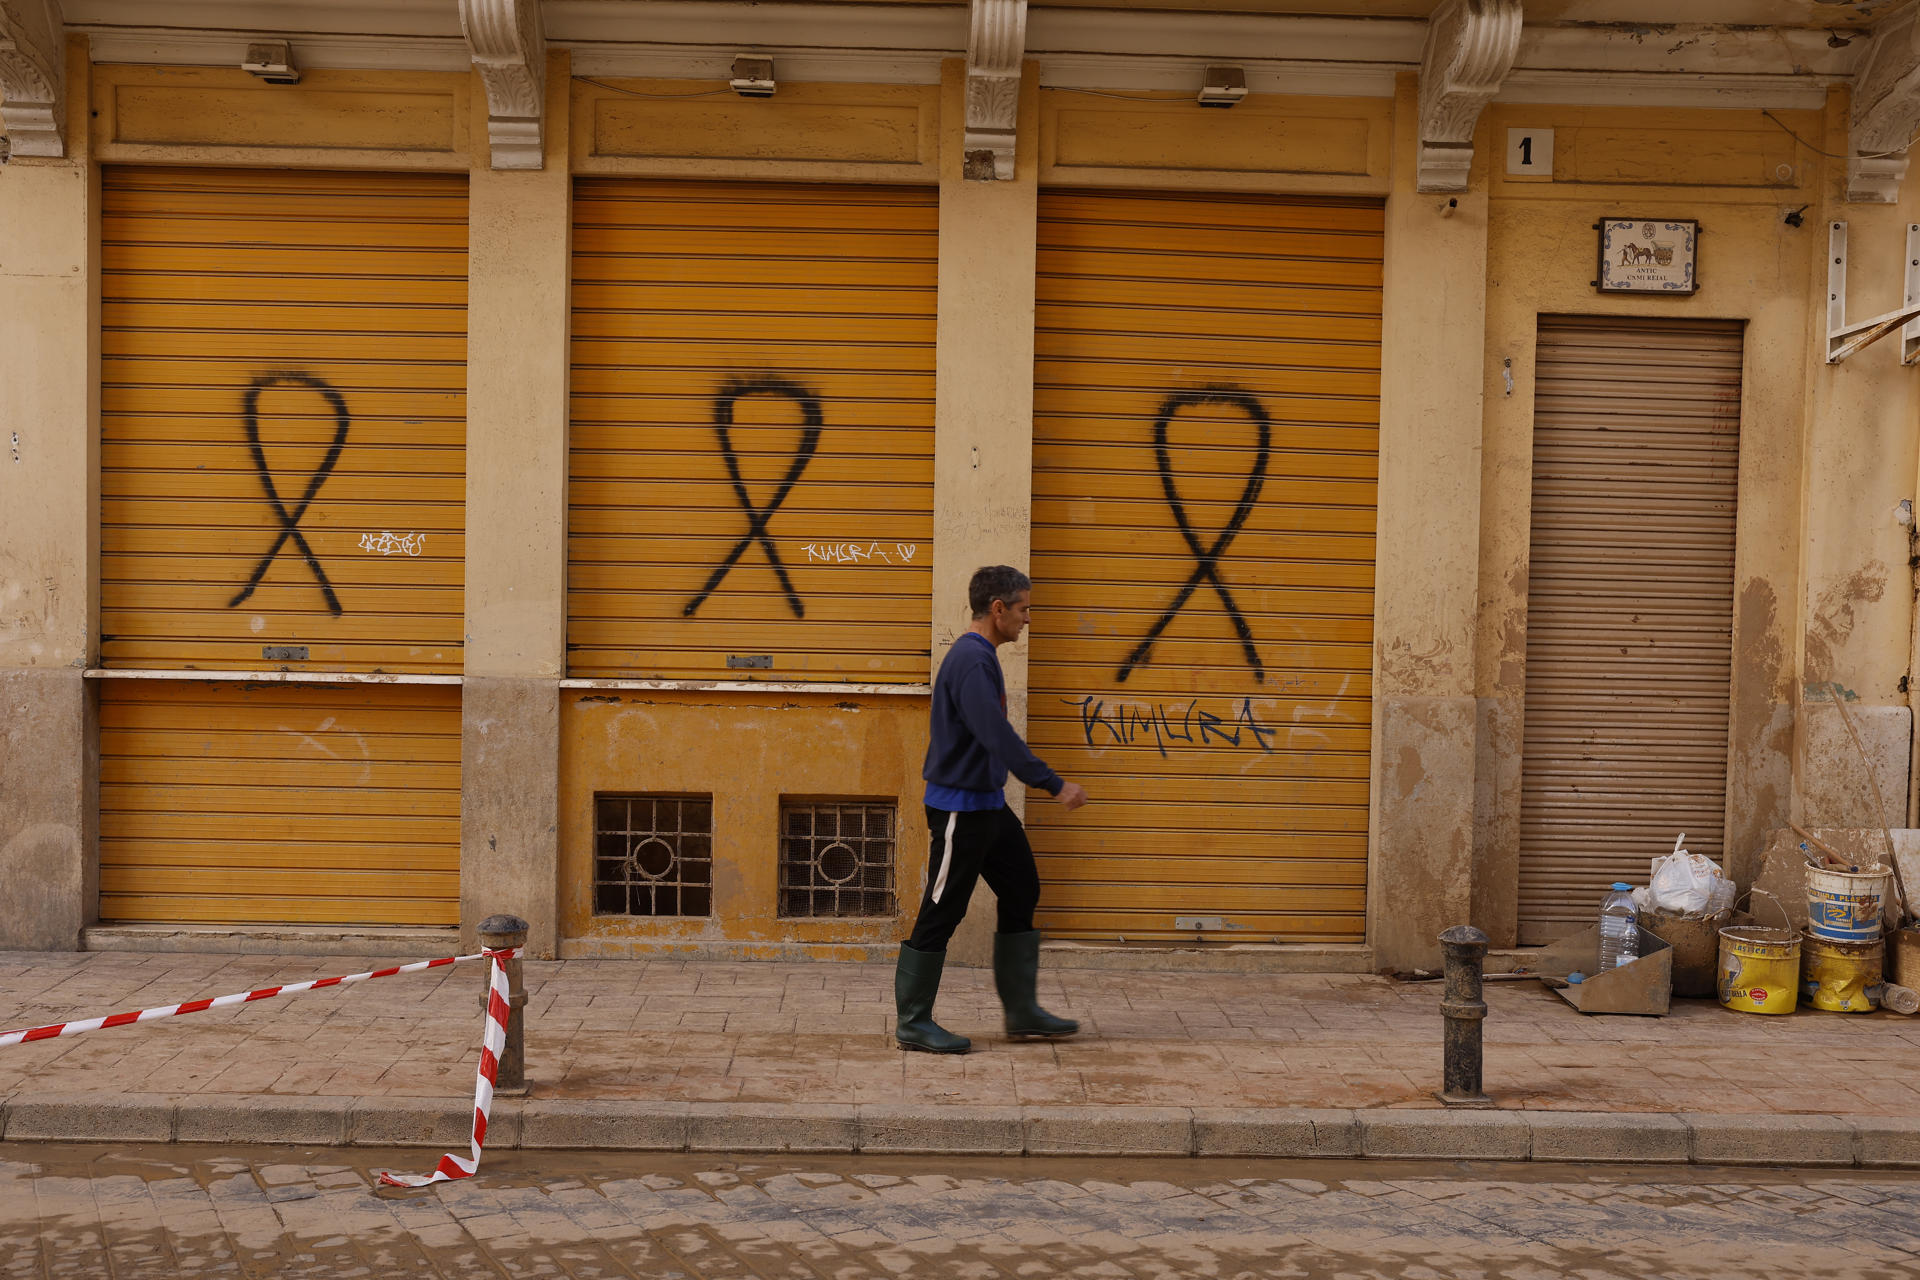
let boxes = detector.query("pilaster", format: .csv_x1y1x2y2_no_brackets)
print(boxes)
1371,72,1491,971
1796,87,1919,832
460,49,571,955
933,55,1040,966
0,35,94,950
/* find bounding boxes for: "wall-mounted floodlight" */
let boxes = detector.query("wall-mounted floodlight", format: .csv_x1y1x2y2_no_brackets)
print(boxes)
242,41,301,84
1197,65,1247,108
730,55,776,98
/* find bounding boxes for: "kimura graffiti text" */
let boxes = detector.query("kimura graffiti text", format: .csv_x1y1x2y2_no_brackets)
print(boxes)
1063,696,1276,758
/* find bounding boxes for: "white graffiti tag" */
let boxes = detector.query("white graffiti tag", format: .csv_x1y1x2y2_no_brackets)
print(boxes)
359,531,424,557
801,542,919,565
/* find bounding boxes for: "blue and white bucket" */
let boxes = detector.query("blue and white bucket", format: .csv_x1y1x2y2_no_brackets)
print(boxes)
1805,864,1893,943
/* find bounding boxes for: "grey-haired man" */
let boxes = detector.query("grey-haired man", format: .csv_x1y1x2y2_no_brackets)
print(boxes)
894,565,1087,1054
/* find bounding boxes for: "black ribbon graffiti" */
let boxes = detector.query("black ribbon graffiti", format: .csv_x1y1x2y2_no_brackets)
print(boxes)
1116,388,1270,684
228,372,348,617
683,376,823,619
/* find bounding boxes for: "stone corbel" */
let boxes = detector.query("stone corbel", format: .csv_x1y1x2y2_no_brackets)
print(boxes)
964,0,1026,181
0,0,64,159
1416,0,1522,193
1847,6,1920,204
459,0,547,170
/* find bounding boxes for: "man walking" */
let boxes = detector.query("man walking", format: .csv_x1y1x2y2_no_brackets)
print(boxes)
895,565,1088,1054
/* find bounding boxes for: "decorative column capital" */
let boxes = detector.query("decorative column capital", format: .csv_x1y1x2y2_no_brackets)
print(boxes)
1416,0,1522,193
0,0,64,159
964,0,1027,181
1848,7,1920,203
459,0,547,171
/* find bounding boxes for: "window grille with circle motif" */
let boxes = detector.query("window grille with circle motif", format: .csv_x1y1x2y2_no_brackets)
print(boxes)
594,794,712,917
779,801,896,918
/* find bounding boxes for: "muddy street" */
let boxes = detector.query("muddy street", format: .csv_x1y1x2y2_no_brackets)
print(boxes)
4,1145,1919,1279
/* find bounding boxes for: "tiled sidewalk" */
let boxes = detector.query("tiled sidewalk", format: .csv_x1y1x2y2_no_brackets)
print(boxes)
4,949,1919,1119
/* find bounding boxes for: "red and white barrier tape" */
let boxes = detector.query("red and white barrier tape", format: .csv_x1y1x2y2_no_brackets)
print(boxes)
0,950,511,1048
0,946,522,1190
377,948,514,1188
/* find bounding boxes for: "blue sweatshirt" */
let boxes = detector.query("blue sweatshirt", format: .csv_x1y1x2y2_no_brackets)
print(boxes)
922,631,1064,809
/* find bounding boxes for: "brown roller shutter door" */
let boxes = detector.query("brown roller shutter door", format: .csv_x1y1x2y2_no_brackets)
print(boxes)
1518,316,1743,943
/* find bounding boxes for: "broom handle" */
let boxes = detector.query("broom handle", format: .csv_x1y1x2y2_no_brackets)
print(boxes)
1787,820,1848,867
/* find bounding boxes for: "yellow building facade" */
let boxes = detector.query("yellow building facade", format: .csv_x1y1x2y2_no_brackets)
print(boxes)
3,0,1918,974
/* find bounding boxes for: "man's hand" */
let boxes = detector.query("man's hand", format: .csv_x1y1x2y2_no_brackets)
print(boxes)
1055,780,1089,811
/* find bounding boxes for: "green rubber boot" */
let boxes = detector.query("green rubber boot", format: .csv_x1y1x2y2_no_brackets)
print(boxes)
894,943,971,1054
993,930,1080,1040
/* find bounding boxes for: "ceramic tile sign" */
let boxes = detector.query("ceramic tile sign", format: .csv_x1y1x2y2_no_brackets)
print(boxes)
1596,218,1699,294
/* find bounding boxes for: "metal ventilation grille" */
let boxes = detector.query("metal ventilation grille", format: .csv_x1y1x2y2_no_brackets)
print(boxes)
779,801,896,918
594,794,712,917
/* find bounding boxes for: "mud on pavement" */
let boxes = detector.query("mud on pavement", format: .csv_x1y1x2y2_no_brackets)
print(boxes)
5,1144,1920,1279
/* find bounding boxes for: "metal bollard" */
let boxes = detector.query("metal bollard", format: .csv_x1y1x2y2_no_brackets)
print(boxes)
1436,925,1493,1108
477,913,531,1096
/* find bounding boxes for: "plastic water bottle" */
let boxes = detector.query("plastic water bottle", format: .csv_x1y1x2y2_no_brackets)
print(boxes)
1597,883,1639,972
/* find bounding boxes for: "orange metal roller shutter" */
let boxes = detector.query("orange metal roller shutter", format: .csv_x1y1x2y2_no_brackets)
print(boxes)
100,166,468,674
97,165,468,930
568,179,937,681
98,681,461,927
1025,189,1382,945
1518,316,1743,943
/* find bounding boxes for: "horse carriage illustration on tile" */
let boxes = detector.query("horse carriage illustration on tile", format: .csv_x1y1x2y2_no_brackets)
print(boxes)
1597,218,1698,293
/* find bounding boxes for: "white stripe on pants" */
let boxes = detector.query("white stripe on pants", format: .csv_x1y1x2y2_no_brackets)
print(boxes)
930,810,958,903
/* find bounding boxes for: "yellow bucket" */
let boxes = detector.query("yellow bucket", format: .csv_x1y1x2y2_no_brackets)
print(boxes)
1800,932,1885,1013
1719,898,1800,1015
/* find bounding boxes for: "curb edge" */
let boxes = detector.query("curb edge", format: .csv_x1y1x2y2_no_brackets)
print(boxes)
0,1097,1912,1168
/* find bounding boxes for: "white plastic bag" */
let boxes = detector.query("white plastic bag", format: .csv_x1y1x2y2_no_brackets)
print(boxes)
1644,833,1736,917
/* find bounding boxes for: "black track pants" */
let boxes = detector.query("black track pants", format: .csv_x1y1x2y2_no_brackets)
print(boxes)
906,805,1040,952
